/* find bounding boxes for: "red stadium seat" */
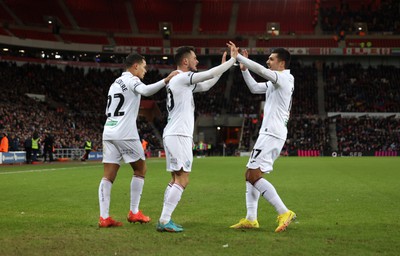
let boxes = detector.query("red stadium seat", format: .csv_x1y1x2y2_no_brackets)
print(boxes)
60,33,109,45
114,37,163,47
199,0,233,34
9,28,58,41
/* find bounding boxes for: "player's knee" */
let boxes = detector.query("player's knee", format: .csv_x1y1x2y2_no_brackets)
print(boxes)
174,171,189,188
133,168,146,178
245,169,263,185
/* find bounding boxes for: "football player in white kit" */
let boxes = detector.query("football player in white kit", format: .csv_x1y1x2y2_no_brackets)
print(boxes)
98,53,178,227
156,43,238,232
229,43,297,232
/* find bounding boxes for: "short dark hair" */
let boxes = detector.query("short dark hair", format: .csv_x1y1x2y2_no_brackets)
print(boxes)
271,48,291,69
124,53,145,69
174,46,195,65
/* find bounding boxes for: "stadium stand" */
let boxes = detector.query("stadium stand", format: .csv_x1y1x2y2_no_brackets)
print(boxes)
323,63,400,112
256,38,338,48
320,0,400,34
113,37,163,47
131,0,195,34
0,0,399,158
64,0,131,32
236,0,315,35
287,116,331,154
3,0,71,27
60,33,110,45
9,28,58,41
199,0,233,34
335,116,399,154
346,38,400,48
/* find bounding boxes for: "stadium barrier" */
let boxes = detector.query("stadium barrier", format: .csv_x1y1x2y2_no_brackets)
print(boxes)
297,150,320,157
54,148,103,161
374,151,398,157
0,151,26,164
54,148,85,160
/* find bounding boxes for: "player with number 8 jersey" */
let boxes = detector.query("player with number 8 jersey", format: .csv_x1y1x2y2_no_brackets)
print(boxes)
157,43,238,232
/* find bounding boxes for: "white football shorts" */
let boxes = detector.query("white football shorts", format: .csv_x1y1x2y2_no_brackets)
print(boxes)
163,135,193,172
246,134,285,173
102,139,145,165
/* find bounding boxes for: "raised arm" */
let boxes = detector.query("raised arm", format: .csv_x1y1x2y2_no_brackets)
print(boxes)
193,51,226,93
135,70,179,97
191,44,237,84
191,57,235,84
239,49,267,94
241,69,268,94
237,54,277,83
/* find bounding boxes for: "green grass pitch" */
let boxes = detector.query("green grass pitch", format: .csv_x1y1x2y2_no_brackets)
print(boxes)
0,156,399,256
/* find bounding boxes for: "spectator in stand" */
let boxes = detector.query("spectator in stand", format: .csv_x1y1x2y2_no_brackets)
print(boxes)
335,117,400,154
141,138,148,157
324,63,400,112
24,136,32,164
9,133,19,151
0,132,9,152
43,133,54,162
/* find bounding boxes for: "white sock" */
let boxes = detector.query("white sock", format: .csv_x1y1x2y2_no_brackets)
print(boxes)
99,178,112,219
254,178,288,215
159,184,184,224
163,182,173,203
130,176,145,214
245,181,260,221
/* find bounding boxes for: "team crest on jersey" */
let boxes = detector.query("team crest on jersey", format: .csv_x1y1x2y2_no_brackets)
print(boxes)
184,160,191,169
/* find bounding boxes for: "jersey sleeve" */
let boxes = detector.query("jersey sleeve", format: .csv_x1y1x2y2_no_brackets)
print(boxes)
241,69,267,94
133,79,166,97
237,54,278,85
192,75,221,93
190,57,235,84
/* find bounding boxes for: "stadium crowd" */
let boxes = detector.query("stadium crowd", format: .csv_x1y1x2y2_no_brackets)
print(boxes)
320,0,400,34
287,117,331,154
0,61,166,155
1,58,399,157
323,63,400,112
336,116,399,153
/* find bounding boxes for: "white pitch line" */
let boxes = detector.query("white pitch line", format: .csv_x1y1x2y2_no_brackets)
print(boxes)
0,164,101,175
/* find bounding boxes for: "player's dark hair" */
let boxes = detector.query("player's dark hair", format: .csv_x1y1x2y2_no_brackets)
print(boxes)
174,46,195,65
271,48,291,69
124,53,145,69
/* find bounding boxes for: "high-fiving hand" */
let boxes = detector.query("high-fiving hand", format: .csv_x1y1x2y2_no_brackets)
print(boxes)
240,49,249,71
226,41,239,59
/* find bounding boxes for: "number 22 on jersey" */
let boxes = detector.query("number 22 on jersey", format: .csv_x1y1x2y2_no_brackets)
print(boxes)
106,93,125,117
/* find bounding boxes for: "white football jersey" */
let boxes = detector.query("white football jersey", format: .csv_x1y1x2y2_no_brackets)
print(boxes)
102,72,144,140
238,54,294,141
260,70,294,140
163,71,196,138
162,57,235,138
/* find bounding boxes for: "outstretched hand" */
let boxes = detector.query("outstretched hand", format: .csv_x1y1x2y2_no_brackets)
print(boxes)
240,49,249,71
221,51,227,64
164,70,179,84
226,41,239,59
